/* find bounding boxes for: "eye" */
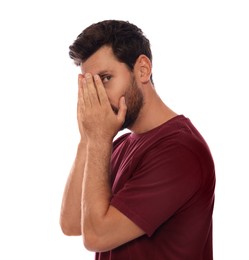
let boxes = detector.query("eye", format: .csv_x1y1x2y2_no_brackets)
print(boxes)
101,75,112,83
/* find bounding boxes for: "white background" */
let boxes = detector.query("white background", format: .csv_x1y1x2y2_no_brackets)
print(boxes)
0,0,248,259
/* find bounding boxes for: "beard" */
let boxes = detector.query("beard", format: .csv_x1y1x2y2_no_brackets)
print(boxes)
111,76,144,130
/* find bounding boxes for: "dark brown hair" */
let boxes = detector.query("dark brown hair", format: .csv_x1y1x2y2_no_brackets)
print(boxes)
69,20,153,78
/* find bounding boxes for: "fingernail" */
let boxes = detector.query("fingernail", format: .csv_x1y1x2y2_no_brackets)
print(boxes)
94,74,99,81
85,73,91,78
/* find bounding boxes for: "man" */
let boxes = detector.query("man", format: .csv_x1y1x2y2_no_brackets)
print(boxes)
60,20,215,260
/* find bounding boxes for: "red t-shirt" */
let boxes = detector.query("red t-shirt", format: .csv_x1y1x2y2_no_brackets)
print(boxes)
96,115,215,260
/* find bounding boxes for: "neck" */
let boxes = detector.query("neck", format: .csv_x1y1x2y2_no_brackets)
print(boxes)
129,86,178,134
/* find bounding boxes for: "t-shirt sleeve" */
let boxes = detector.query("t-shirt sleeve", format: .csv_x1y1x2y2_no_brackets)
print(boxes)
110,142,202,237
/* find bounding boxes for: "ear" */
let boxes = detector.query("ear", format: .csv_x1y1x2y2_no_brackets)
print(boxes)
134,55,152,83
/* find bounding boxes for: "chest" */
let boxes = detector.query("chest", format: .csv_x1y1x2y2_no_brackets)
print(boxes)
110,139,142,194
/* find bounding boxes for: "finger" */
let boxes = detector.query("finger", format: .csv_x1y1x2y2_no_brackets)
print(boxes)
77,85,85,135
82,76,92,107
77,74,85,111
117,96,127,123
93,74,109,105
78,85,85,110
78,74,84,100
85,73,99,105
78,74,81,96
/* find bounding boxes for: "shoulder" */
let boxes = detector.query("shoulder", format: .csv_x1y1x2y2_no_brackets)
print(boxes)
113,132,131,148
134,115,214,176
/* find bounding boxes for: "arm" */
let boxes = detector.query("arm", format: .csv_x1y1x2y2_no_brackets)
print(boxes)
79,73,145,252
60,141,86,236
60,76,88,236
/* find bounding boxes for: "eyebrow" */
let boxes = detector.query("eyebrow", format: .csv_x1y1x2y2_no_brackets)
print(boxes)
97,70,111,76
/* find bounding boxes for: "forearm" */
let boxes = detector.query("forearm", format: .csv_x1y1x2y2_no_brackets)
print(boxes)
60,141,87,235
81,140,113,243
75,73,128,250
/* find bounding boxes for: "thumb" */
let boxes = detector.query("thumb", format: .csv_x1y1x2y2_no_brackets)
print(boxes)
117,96,127,123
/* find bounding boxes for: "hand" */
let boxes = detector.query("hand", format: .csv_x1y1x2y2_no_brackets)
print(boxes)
77,76,86,141
77,73,127,143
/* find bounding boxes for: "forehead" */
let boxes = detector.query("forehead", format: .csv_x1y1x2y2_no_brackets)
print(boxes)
80,46,119,75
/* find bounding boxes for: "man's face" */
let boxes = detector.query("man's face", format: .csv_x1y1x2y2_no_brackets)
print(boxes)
81,46,144,130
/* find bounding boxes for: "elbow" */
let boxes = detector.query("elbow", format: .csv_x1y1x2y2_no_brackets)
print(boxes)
83,231,113,252
60,225,76,236
83,236,96,252
83,235,104,252
60,218,81,236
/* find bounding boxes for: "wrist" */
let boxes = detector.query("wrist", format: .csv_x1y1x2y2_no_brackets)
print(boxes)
85,140,113,173
86,134,113,146
86,139,113,154
78,139,87,150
